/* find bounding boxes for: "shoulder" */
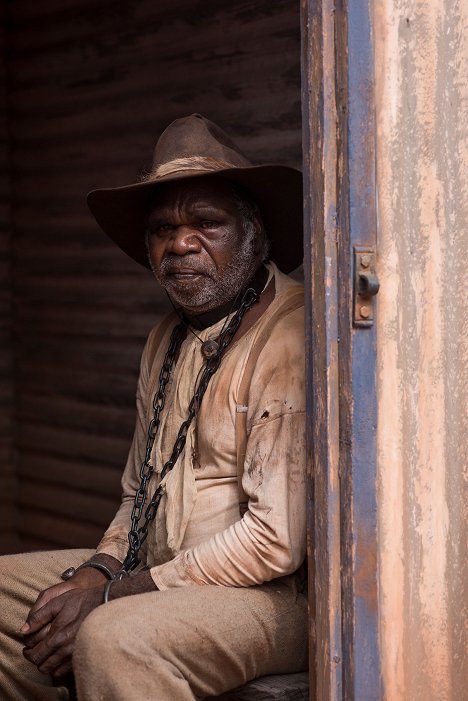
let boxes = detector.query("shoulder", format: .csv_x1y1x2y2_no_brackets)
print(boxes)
255,265,305,353
254,297,305,373
242,273,305,418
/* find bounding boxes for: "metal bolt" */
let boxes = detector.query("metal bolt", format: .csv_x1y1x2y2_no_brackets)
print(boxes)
360,305,371,319
333,655,341,664
360,254,371,268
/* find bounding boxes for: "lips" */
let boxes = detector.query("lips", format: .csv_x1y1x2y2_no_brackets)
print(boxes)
166,268,204,279
159,267,210,291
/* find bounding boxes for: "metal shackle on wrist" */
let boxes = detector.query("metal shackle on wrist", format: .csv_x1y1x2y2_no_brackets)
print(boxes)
102,568,129,604
60,561,116,582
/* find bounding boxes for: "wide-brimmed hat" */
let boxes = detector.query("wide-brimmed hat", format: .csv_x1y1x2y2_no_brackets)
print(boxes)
87,114,303,272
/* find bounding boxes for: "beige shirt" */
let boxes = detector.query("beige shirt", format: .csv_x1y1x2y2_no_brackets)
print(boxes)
96,263,306,590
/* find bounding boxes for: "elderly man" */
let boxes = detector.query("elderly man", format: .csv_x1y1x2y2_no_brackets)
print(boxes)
0,114,307,700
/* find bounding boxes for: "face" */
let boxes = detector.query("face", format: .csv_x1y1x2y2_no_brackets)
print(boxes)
145,177,262,315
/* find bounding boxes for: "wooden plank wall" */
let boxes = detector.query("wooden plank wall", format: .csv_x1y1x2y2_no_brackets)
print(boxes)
4,0,301,552
0,4,19,553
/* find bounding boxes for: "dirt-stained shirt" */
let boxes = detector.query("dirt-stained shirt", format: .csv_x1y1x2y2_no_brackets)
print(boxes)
95,263,306,589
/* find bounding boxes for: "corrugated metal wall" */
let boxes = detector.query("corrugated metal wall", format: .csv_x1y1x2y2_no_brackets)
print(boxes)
374,1,467,699
3,0,301,552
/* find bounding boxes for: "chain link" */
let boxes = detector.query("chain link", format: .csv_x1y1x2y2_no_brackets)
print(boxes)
120,286,260,574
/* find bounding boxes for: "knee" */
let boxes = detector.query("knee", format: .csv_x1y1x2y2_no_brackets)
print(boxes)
73,601,172,696
73,605,128,697
73,601,159,670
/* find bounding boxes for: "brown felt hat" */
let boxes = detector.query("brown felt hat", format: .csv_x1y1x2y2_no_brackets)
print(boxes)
87,114,303,273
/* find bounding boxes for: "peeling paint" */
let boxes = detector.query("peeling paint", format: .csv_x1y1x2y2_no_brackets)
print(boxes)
374,1,468,699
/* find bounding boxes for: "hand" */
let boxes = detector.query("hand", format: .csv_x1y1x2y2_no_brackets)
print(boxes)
21,565,156,679
21,553,121,647
22,585,104,678
25,566,107,617
19,562,109,650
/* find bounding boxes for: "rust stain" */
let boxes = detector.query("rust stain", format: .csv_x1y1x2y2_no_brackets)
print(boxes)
354,527,378,613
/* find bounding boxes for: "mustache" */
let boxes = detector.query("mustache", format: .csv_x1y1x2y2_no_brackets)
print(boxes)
158,255,214,276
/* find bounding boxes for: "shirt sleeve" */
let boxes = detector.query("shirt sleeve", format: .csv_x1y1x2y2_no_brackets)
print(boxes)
150,305,307,589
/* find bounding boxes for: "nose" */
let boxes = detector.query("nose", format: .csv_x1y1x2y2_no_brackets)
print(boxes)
168,225,202,255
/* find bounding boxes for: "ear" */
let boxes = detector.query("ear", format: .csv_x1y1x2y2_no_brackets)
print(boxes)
251,216,265,255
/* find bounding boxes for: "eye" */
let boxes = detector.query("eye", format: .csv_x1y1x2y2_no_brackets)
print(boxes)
147,223,173,238
199,220,219,230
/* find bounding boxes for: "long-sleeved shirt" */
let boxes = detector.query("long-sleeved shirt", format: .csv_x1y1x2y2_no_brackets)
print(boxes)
96,262,306,590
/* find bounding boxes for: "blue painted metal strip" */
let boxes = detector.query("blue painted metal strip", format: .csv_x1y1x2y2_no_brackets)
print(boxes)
345,0,382,698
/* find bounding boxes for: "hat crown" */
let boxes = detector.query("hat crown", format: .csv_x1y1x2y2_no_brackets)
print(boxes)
151,114,252,176
88,114,303,273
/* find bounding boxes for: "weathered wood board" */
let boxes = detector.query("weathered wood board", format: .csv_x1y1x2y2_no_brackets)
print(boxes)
210,673,309,701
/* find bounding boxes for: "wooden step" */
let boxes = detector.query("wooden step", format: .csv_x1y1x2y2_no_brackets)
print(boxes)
209,672,309,700
64,671,309,700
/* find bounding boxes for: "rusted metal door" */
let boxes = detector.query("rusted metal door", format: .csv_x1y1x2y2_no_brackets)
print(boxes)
373,2,467,700
301,1,381,699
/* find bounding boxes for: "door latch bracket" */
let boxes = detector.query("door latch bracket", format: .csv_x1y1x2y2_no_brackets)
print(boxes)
353,247,379,327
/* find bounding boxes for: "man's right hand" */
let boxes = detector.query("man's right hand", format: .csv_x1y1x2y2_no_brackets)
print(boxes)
21,554,122,648
21,584,104,678
27,553,122,614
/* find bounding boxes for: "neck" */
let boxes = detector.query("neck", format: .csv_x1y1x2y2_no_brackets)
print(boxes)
182,264,269,331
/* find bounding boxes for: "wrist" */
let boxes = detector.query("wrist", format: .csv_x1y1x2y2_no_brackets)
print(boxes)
61,554,122,588
103,569,158,603
70,567,109,587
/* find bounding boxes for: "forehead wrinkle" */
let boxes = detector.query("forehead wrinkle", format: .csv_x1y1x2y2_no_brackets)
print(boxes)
149,178,239,218
148,202,229,228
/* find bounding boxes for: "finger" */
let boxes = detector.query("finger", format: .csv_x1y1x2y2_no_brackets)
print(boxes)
23,642,71,677
21,597,61,635
50,658,73,679
31,627,75,676
23,623,51,649
28,582,76,620
23,616,75,670
22,630,62,670
38,643,73,676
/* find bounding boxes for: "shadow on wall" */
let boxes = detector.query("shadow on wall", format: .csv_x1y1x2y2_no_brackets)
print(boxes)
0,0,302,554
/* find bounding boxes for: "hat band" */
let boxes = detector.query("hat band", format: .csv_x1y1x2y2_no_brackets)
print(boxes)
148,156,241,180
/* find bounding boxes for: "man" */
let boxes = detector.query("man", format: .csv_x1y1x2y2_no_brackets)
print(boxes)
0,114,307,700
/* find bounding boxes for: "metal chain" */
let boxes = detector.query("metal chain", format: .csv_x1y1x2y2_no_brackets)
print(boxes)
120,320,187,574
119,286,260,574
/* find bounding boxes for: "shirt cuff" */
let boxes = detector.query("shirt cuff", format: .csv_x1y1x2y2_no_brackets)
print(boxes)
150,552,203,590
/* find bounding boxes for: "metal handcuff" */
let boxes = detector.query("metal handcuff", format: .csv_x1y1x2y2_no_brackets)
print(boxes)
61,562,129,602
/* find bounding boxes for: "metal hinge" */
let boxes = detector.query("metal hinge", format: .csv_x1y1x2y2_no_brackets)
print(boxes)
353,247,380,327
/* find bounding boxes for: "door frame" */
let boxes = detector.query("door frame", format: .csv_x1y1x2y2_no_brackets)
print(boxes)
301,1,381,698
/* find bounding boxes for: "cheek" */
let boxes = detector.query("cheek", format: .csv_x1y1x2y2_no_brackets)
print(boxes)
211,230,245,269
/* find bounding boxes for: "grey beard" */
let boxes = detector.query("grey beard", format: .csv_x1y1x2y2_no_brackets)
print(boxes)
150,230,259,313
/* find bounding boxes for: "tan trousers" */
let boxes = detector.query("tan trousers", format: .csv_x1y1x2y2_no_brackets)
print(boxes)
0,550,308,701
0,549,93,701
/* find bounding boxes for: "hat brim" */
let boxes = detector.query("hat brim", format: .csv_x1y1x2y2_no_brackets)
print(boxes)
87,165,303,273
